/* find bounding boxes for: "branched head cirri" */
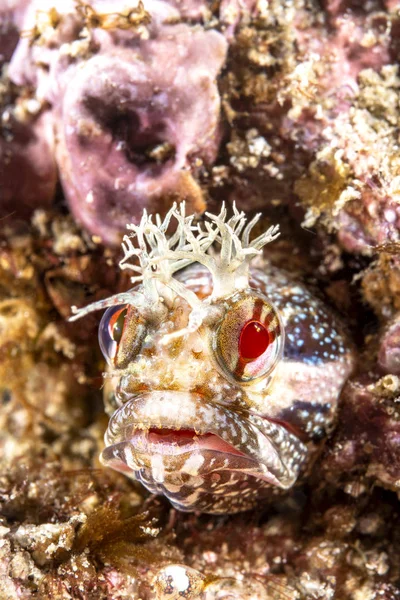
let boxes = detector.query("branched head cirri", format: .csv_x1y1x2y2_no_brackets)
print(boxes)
70,204,353,513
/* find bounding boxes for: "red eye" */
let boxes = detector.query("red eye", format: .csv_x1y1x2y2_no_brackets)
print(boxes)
109,307,127,343
99,303,146,368
239,321,270,360
99,304,128,364
214,291,284,382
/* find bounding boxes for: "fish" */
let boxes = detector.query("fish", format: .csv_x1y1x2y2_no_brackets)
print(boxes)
70,203,354,513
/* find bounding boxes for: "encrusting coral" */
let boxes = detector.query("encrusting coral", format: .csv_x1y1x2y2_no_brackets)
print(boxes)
209,0,400,257
4,0,228,244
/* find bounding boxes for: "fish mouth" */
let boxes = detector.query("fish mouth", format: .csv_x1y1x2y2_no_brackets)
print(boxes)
101,391,308,489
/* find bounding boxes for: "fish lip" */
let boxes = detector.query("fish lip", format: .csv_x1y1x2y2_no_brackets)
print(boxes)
102,391,308,489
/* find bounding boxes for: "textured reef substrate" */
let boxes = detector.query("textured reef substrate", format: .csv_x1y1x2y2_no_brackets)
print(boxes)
2,0,400,598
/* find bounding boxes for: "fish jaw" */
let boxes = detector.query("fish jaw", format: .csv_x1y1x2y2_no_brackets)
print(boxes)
100,391,308,513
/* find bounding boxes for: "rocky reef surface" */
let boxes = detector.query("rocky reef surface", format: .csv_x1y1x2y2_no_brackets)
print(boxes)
2,0,400,598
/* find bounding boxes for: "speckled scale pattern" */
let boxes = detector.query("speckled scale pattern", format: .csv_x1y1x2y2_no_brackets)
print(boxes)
251,268,348,364
250,266,352,437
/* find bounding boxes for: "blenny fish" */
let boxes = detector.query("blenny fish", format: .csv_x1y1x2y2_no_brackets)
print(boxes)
70,204,353,513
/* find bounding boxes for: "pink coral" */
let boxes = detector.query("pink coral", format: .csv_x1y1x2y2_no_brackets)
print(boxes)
379,316,400,375
6,0,227,243
55,26,226,245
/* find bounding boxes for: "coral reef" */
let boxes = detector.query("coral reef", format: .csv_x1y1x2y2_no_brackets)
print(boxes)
4,0,227,244
2,0,400,598
208,0,400,257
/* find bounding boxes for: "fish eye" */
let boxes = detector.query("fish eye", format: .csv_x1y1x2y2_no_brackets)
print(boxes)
213,291,284,382
99,305,128,365
99,303,148,367
109,306,128,344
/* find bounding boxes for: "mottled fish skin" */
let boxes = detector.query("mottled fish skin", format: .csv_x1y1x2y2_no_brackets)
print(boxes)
100,260,354,514
249,265,351,440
